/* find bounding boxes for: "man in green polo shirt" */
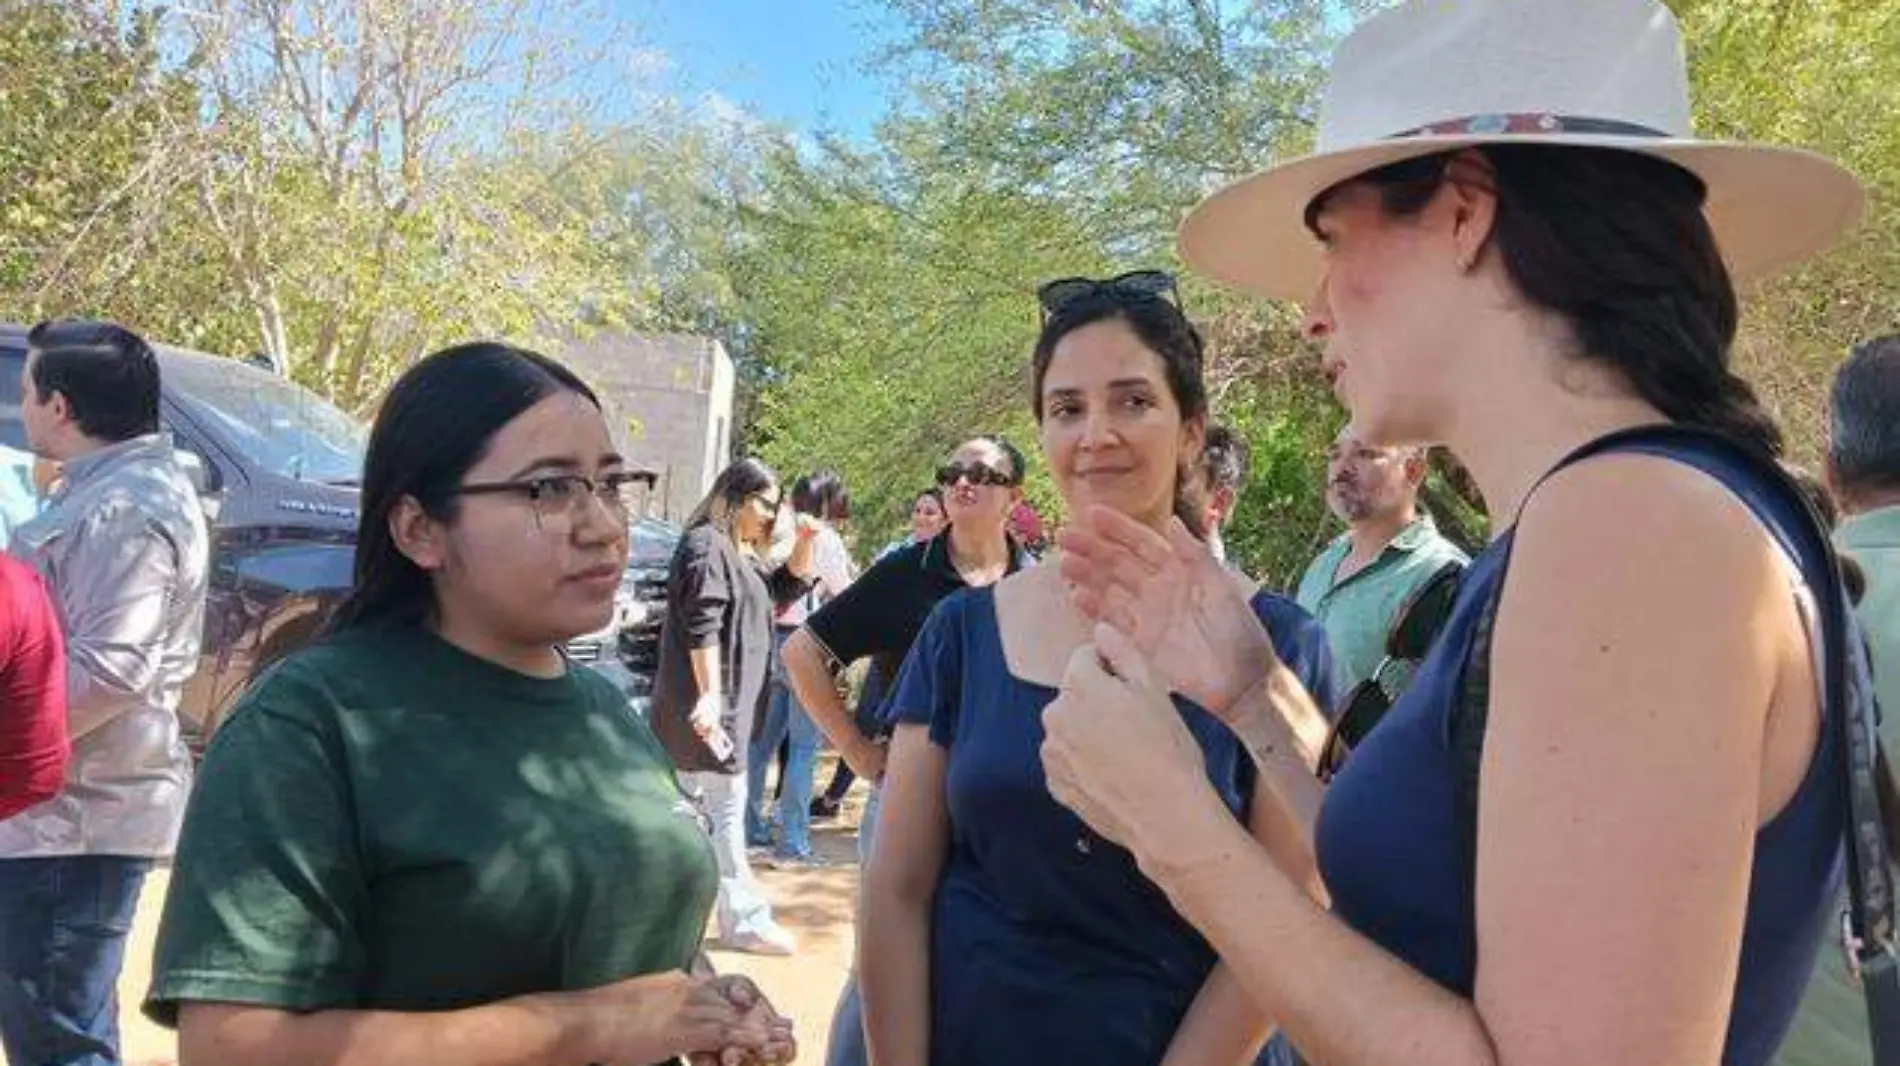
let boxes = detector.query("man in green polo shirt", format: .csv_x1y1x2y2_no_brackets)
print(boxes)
1779,334,1900,1066
1295,426,1468,702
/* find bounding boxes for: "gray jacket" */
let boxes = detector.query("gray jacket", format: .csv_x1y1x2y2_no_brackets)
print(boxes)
1,434,209,858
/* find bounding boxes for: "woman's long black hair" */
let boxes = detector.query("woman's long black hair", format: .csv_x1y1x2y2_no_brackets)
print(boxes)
330,342,599,632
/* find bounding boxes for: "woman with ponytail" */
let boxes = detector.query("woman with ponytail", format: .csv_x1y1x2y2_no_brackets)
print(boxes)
1034,2,1874,1065
858,274,1340,1066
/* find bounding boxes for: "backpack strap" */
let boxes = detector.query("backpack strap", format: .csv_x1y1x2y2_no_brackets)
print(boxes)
1449,425,1900,1064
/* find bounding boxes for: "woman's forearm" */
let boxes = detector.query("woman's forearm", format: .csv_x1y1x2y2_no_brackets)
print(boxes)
1227,668,1330,840
784,631,881,775
688,645,722,700
180,987,622,1066
860,892,934,1066
1160,962,1271,1066
784,528,818,578
1136,798,1497,1066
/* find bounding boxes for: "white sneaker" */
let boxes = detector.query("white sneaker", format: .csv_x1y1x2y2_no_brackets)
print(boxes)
718,924,797,957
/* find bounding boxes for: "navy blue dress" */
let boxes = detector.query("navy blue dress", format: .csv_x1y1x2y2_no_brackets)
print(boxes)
1314,437,1846,1066
888,586,1339,1066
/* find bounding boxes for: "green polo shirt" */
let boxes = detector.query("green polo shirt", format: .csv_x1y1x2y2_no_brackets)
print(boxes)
1294,516,1469,700
1776,505,1900,1066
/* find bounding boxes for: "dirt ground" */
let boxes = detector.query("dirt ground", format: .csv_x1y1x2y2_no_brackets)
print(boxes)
12,778,866,1066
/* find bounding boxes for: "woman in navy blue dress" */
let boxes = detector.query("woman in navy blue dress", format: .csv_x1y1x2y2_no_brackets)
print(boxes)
1035,2,1870,1066
859,276,1341,1066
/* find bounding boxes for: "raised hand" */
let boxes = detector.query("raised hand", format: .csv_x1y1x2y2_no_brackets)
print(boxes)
1056,506,1280,720
1041,623,1228,852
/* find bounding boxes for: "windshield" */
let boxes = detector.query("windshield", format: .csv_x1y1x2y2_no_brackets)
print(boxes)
162,356,366,484
629,519,679,569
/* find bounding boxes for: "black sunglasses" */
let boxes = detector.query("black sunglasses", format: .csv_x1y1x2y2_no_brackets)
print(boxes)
936,462,1015,489
1035,270,1181,320
1317,560,1466,782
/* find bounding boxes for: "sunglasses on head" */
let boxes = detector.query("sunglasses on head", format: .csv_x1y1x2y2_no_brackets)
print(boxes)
936,462,1015,489
1035,270,1181,321
1317,559,1466,782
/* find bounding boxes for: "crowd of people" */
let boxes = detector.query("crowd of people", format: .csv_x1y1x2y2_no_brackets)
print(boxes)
3,0,1900,1064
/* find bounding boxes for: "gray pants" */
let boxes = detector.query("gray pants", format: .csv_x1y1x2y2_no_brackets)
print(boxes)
680,770,781,941
824,786,880,1066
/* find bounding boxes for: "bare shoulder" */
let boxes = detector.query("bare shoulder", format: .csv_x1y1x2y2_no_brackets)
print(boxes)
1513,450,1785,596
1493,448,1794,767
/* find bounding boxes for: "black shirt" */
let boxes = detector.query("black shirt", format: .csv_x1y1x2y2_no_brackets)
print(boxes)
803,527,1027,732
650,524,808,774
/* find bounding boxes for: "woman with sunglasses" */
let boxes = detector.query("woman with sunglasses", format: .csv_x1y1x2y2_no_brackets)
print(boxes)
858,276,1340,1066
146,343,793,1066
811,487,952,823
651,458,819,958
1038,2,1873,1065
874,489,948,564
779,437,1028,1066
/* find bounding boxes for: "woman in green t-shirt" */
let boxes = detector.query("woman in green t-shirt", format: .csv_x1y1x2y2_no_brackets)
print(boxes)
145,342,794,1066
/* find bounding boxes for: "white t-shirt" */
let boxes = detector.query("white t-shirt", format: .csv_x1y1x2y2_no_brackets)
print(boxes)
775,522,854,628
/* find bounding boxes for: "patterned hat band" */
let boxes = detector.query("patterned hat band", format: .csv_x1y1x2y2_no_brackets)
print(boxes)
1389,113,1669,140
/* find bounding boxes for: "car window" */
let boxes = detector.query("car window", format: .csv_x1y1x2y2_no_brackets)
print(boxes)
160,357,365,484
0,351,24,451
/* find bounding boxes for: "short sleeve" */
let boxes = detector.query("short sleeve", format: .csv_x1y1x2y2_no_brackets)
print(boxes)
884,592,969,748
804,549,907,667
671,526,731,648
817,528,855,596
1255,592,1348,717
144,661,369,1025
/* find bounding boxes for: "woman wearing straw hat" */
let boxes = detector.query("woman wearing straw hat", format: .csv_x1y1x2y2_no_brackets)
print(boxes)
1033,1,1874,1065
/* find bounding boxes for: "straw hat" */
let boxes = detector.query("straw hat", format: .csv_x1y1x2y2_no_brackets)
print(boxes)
1177,0,1866,302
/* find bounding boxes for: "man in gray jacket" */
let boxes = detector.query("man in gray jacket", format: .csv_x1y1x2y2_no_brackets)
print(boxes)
0,320,209,1066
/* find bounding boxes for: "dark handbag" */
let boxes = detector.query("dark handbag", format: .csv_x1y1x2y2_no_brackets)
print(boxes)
1316,558,1466,781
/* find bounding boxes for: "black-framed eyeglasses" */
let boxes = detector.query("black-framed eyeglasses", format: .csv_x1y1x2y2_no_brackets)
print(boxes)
452,469,658,530
752,491,783,515
1036,270,1181,321
1317,559,1465,782
936,461,1016,489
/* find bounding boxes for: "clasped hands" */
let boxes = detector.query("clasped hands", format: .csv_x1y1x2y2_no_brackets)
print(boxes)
1039,508,1286,852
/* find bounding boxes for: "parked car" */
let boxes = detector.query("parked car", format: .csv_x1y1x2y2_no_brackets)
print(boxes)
0,326,362,748
572,518,676,713
1,326,672,744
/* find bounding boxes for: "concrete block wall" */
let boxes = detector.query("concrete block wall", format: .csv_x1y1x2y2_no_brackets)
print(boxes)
556,331,736,523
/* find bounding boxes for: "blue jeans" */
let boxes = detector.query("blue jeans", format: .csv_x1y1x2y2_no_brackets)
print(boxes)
746,681,787,848
748,630,822,858
824,787,880,1066
0,855,154,1066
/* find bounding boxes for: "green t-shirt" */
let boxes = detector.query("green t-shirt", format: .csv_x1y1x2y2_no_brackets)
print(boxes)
145,626,717,1025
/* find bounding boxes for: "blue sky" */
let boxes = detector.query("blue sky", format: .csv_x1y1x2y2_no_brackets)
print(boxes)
618,0,902,140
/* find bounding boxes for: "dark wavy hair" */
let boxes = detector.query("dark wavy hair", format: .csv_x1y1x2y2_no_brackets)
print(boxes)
1031,287,1211,535
791,468,851,522
331,342,598,631
1309,145,1782,458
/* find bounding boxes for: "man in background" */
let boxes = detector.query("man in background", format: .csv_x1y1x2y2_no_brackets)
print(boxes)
1778,333,1900,1066
0,320,210,1066
1295,426,1467,695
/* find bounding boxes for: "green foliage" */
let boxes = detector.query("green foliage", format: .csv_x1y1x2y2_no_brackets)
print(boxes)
735,0,1900,576
731,1,1360,571
0,0,1896,586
